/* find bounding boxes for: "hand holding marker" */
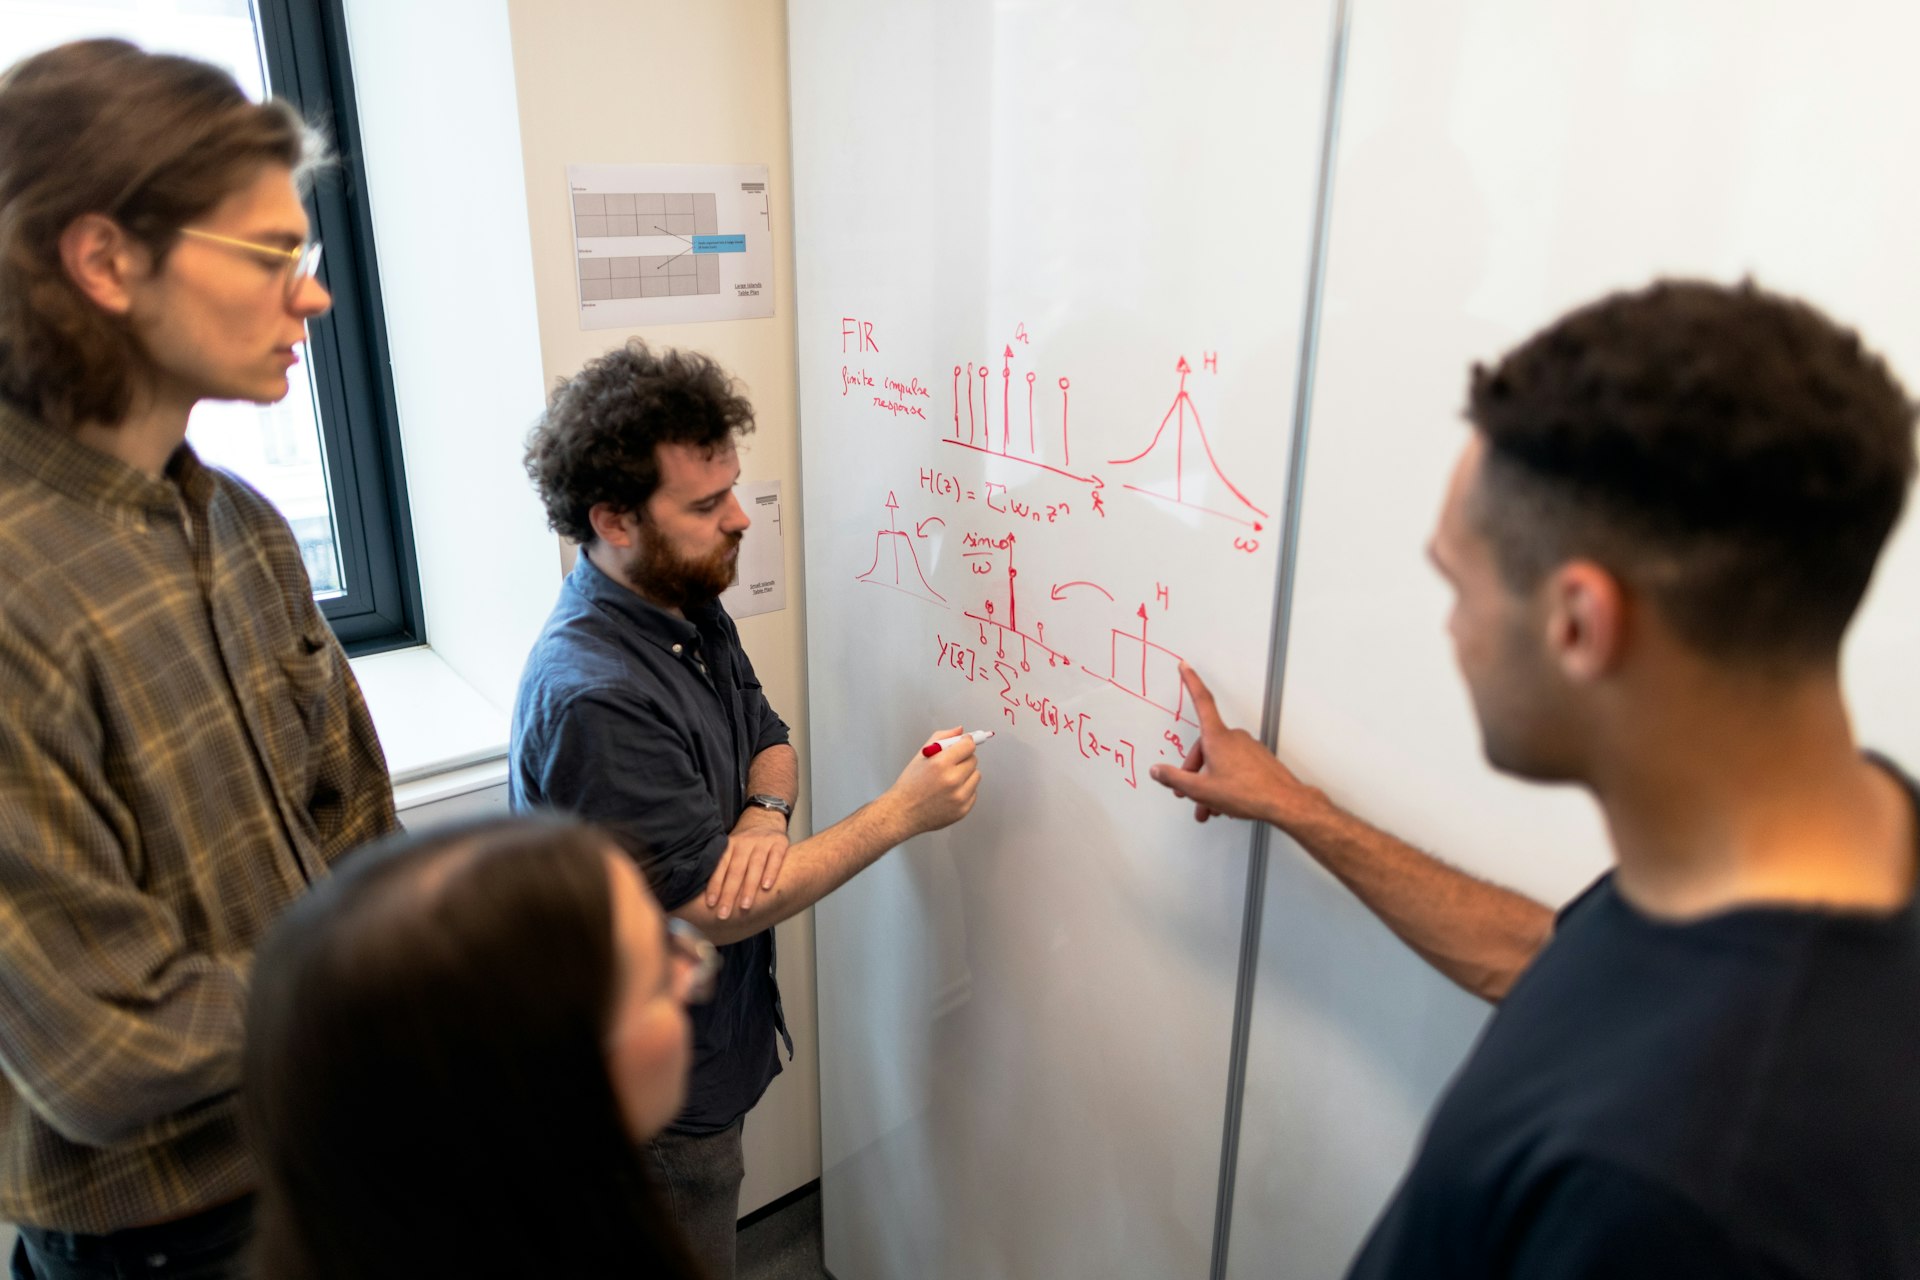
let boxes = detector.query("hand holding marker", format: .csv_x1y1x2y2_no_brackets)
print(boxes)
923,729,995,758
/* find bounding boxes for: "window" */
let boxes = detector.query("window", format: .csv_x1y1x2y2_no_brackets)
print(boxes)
0,0,422,653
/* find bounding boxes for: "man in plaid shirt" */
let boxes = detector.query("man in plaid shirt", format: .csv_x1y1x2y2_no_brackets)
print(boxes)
0,41,395,1278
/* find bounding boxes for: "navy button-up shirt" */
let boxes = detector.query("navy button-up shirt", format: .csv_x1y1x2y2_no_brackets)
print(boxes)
510,553,791,1132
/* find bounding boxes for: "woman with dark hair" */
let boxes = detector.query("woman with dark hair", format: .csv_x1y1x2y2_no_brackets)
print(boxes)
243,815,716,1279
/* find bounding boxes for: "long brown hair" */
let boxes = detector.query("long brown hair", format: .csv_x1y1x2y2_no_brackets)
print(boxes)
244,816,705,1280
0,39,321,429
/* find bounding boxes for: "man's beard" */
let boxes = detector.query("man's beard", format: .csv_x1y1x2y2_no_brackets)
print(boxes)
624,521,742,612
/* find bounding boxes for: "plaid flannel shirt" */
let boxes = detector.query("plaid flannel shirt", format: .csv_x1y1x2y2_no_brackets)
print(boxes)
0,402,396,1233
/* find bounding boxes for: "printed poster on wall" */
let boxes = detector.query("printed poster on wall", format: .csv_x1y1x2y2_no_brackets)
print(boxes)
718,480,786,619
566,163,775,329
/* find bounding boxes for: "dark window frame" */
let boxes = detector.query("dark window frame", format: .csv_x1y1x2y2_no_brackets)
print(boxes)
255,0,423,654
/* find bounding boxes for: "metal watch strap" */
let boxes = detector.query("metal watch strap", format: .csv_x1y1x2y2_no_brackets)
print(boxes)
745,793,793,824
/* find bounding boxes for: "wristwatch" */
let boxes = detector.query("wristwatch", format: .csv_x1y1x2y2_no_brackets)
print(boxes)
745,793,793,825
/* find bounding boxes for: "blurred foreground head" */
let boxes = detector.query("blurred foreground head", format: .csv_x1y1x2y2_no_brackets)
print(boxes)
244,815,705,1279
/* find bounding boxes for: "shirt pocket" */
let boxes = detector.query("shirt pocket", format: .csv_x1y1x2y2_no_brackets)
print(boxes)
277,626,337,733
270,625,337,813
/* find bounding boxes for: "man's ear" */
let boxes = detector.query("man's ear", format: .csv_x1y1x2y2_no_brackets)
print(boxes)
1544,560,1627,682
58,214,146,316
587,502,639,549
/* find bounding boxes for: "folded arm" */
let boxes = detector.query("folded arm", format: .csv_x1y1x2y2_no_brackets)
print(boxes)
702,742,799,919
531,692,981,948
672,757,969,945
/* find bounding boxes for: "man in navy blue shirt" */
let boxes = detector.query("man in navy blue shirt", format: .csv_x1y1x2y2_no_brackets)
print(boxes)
512,341,982,1279
1154,281,1920,1277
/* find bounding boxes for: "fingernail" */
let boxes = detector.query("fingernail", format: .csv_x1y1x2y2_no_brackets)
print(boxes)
718,907,730,920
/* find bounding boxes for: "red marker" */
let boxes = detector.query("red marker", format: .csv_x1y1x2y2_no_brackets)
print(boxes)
922,730,995,757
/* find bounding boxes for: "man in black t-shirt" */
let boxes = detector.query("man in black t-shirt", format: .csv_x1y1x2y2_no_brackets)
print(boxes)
1153,280,1920,1277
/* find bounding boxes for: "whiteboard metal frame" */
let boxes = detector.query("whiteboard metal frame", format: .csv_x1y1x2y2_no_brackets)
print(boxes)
1207,1,1355,1275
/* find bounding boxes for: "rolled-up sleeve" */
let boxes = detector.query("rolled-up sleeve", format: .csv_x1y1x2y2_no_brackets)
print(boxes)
732,636,791,759
532,688,731,910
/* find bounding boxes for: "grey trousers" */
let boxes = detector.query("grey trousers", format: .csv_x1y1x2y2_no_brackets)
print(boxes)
645,1120,745,1280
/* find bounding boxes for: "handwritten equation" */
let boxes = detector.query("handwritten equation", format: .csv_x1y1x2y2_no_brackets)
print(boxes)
843,316,1267,797
918,468,1085,526
933,632,1142,790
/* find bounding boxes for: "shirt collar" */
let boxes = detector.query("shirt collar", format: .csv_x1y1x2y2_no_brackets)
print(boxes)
0,399,206,520
569,550,709,657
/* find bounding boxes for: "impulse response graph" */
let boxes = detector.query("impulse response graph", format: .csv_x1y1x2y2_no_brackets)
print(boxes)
855,491,947,605
1109,357,1268,531
1082,602,1199,726
949,345,1091,486
965,543,1199,728
961,533,1072,671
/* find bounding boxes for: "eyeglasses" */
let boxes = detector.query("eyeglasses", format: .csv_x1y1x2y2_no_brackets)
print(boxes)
177,228,324,302
667,917,722,1005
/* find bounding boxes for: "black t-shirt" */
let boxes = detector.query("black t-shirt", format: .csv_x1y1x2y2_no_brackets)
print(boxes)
1348,764,1920,1279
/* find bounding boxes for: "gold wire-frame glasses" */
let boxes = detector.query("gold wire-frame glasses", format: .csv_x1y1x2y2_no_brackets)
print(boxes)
178,227,324,301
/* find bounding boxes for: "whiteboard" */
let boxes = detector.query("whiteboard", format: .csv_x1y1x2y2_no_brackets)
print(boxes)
1232,3,1920,1276
790,1,1339,1276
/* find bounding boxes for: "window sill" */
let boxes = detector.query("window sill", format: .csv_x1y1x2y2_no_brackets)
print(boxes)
348,647,510,808
389,755,510,814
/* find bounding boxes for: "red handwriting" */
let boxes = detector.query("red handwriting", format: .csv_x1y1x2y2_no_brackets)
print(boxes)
983,482,1069,524
1023,693,1065,733
930,629,1147,792
873,396,928,420
935,633,979,683
849,367,930,419
841,318,879,353
916,469,1098,525
962,531,1014,575
854,491,946,604
918,467,976,504
1110,355,1267,533
1080,723,1139,790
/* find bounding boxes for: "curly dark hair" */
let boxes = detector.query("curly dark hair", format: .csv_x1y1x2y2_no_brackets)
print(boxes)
525,340,757,544
0,40,322,430
1467,278,1917,664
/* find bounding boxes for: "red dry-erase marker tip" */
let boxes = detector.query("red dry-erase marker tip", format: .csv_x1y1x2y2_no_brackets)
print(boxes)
920,741,944,757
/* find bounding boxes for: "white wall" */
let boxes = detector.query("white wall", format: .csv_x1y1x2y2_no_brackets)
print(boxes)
342,1,555,720
503,0,818,1216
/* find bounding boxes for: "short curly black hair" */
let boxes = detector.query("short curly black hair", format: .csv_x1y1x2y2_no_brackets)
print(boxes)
1467,279,1916,664
525,340,756,544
